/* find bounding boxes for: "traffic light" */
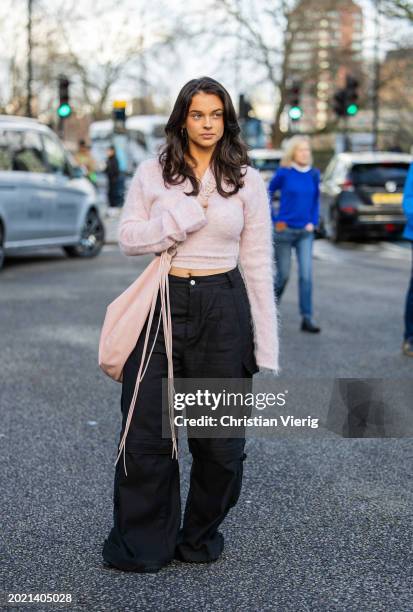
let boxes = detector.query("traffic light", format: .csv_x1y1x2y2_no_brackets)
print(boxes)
333,88,347,117
113,100,127,132
113,100,126,122
333,76,360,118
57,76,72,119
345,75,359,116
287,80,303,121
238,94,253,120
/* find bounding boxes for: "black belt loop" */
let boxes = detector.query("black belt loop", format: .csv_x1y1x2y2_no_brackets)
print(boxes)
225,273,234,288
225,266,238,288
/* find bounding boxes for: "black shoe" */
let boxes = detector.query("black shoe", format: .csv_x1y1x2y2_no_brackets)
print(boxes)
174,531,224,564
402,337,413,357
301,317,321,333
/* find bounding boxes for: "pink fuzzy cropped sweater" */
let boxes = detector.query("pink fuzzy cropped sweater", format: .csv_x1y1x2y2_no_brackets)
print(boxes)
117,157,280,374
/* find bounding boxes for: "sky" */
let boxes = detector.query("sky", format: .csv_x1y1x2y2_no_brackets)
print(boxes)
1,0,410,117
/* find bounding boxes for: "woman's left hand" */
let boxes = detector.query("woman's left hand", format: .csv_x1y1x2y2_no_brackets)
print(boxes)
304,223,314,232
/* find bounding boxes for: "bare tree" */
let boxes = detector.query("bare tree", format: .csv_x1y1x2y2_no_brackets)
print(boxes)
0,0,28,114
185,0,363,146
39,0,177,119
376,1,413,147
190,0,297,146
382,0,413,20
0,0,188,121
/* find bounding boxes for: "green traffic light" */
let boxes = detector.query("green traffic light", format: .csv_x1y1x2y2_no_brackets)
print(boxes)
289,106,303,121
346,103,358,116
57,103,72,118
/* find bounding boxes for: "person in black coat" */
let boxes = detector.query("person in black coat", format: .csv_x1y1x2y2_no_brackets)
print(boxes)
105,145,120,208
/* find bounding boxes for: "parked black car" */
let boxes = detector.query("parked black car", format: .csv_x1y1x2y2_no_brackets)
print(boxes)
320,152,413,242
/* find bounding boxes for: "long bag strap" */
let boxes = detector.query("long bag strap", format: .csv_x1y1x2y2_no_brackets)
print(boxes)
114,246,177,476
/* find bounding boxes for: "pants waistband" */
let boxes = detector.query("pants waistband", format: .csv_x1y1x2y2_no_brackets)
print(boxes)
168,266,241,287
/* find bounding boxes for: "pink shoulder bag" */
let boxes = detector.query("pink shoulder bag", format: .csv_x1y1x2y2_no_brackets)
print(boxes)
98,242,179,476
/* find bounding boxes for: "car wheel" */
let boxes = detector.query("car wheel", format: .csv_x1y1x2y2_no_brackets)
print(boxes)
330,207,345,243
63,210,105,258
0,224,4,270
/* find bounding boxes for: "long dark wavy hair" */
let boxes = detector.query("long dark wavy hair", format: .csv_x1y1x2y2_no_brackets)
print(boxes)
158,76,251,198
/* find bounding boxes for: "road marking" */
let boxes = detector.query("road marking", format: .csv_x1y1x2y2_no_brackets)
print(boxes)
313,241,345,262
313,240,411,263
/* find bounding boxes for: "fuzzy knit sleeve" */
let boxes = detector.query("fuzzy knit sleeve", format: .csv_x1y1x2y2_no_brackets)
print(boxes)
117,159,208,256
239,166,281,375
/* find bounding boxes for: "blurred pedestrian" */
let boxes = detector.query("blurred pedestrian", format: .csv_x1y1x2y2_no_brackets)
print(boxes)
74,139,97,185
402,162,413,357
104,145,120,214
113,143,127,206
268,135,321,332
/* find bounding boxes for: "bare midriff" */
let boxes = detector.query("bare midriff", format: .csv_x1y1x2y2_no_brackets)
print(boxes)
169,266,233,278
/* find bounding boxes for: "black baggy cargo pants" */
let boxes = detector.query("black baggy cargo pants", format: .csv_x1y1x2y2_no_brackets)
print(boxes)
102,265,259,571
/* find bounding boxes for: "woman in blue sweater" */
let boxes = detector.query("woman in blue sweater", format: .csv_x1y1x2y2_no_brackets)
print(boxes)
268,136,321,332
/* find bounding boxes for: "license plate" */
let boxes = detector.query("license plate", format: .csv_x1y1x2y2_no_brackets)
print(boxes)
371,193,403,205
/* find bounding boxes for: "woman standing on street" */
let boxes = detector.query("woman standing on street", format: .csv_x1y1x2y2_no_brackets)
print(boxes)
268,135,321,333
102,76,280,573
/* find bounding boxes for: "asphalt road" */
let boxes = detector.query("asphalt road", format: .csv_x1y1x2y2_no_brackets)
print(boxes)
1,240,412,611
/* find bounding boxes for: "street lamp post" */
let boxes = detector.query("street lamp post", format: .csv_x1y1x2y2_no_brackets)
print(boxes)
372,0,381,151
27,0,33,117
